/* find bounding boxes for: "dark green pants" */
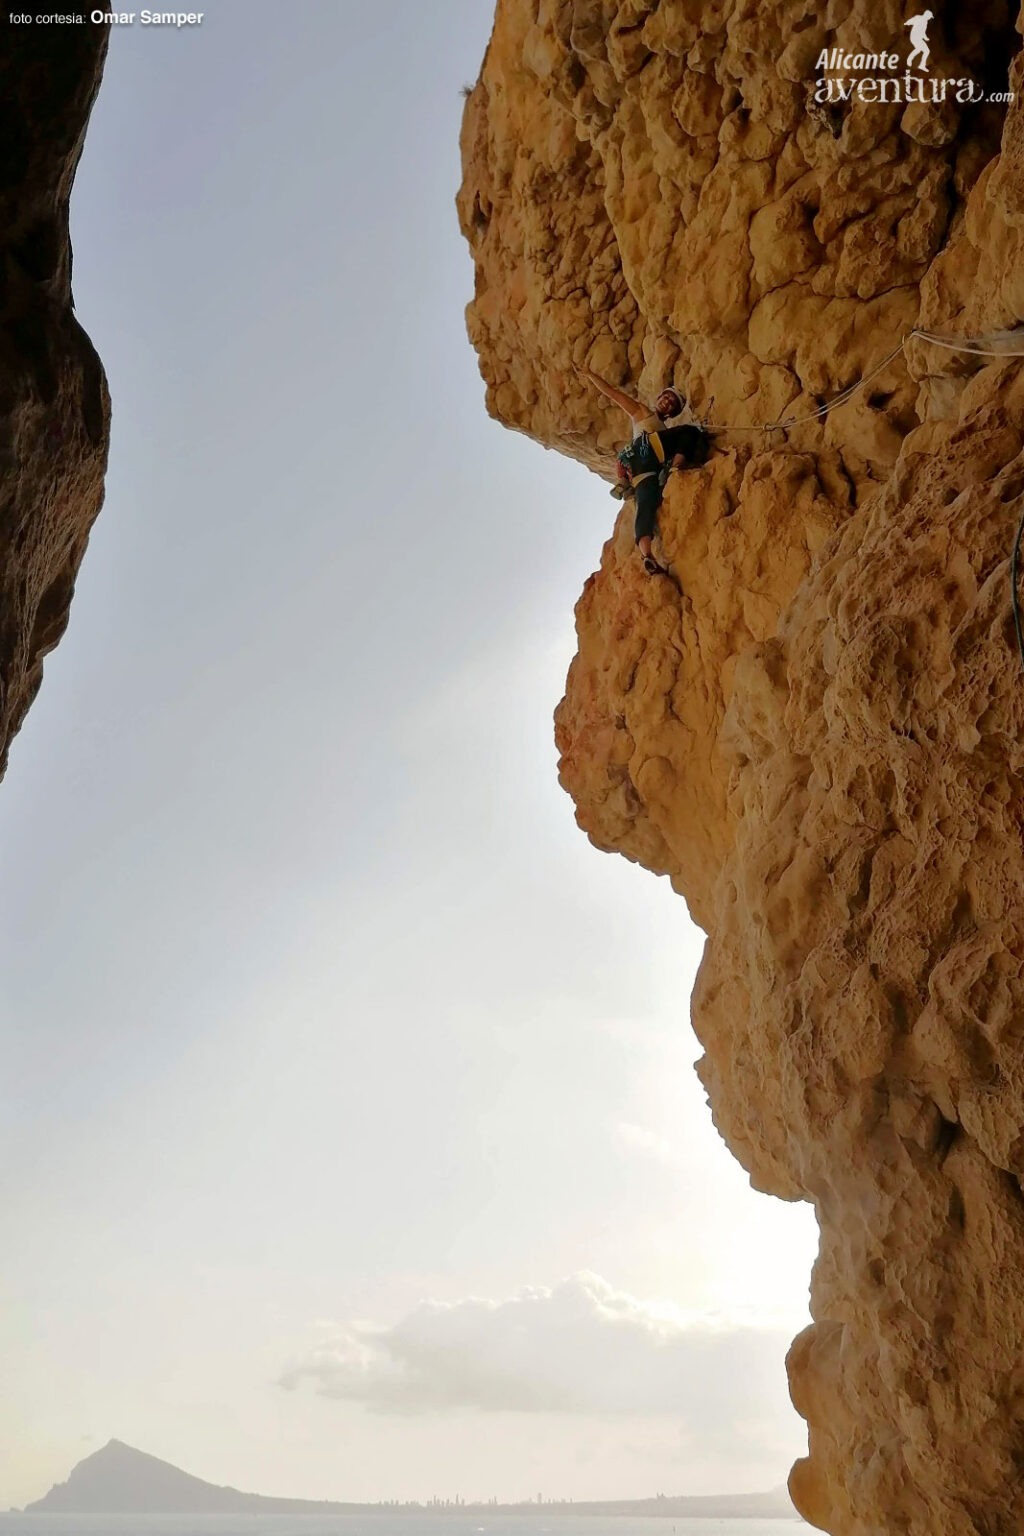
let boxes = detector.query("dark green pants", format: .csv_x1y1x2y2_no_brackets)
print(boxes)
633,476,662,543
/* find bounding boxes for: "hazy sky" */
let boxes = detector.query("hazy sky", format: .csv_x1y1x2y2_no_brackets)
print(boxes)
0,0,817,1509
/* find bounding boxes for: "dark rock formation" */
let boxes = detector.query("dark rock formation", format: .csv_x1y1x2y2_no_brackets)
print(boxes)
0,14,110,776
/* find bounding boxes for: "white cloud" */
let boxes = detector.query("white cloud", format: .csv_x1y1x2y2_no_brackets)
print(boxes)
279,1273,796,1443
615,1119,687,1169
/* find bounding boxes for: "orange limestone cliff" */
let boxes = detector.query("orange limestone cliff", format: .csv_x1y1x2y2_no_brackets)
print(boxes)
0,20,111,778
459,2,1024,1531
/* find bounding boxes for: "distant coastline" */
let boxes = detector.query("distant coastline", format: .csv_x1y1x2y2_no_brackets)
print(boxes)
20,1441,799,1521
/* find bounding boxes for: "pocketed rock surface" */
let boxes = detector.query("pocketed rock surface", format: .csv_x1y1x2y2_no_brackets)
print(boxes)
459,3,1024,1531
0,20,110,777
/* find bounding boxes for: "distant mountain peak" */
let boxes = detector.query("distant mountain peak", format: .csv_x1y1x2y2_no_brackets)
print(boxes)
25,1440,253,1515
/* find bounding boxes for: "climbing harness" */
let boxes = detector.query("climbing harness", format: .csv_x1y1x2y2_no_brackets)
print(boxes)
689,324,1024,678
617,428,666,483
614,423,711,498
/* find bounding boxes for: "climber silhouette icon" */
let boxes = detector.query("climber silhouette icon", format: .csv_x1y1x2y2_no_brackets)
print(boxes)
905,11,933,71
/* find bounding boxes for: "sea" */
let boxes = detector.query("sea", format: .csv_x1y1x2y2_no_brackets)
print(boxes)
0,1519,805,1536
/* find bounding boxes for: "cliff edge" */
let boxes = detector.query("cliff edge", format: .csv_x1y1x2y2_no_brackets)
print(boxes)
0,17,111,778
459,2,1024,1531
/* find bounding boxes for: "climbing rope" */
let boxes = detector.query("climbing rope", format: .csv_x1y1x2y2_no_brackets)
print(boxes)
689,323,1024,677
699,327,1024,436
911,328,1024,360
703,337,909,434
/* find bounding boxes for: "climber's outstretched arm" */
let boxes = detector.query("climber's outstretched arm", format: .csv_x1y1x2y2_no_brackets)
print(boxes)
578,365,649,426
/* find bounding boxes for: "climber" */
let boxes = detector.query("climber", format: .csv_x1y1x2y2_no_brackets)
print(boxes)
578,365,711,576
